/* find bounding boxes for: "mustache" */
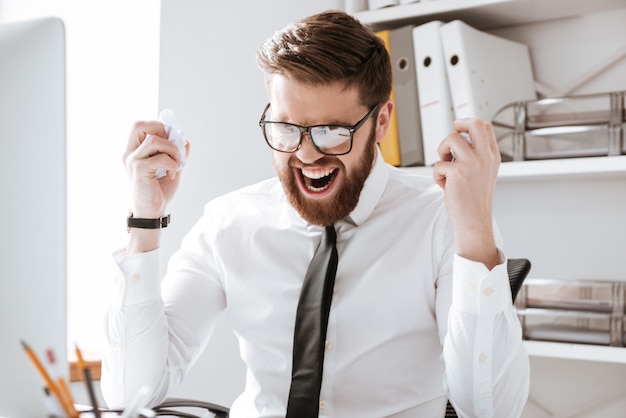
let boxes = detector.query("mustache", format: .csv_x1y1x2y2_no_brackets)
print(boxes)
287,154,340,170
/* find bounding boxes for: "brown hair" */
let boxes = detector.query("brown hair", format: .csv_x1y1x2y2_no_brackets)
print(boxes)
256,10,391,107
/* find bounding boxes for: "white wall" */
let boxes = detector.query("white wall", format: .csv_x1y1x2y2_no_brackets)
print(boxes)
489,8,626,98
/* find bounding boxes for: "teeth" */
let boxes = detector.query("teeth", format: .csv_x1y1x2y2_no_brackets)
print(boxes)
300,167,337,193
301,168,335,179
309,185,328,192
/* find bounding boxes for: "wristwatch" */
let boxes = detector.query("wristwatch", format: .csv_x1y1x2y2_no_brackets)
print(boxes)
127,212,171,231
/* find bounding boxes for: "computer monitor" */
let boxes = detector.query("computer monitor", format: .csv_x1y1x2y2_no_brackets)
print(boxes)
0,17,67,417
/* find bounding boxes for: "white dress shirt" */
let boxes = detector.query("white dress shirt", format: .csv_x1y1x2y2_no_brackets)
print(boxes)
102,150,529,418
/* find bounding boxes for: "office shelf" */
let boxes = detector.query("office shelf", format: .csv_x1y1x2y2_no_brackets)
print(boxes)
404,155,626,181
524,340,626,364
355,0,626,31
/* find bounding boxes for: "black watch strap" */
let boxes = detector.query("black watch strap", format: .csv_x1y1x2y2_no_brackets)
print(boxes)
127,213,170,230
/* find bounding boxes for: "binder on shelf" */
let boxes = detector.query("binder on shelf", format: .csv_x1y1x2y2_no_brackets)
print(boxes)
376,29,402,167
412,20,455,166
440,20,537,122
345,0,369,14
389,24,424,166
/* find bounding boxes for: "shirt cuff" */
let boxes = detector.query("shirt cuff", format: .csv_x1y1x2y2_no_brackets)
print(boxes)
112,248,162,306
451,251,512,316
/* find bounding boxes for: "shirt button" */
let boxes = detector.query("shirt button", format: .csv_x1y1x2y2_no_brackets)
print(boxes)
131,274,141,283
319,400,326,410
325,340,331,350
466,282,476,293
483,287,494,296
478,354,487,363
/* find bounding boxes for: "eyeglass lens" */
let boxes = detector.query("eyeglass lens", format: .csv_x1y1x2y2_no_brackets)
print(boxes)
263,123,352,154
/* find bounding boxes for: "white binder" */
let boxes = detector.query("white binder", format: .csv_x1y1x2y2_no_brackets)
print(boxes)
413,20,455,166
440,20,537,121
389,24,424,166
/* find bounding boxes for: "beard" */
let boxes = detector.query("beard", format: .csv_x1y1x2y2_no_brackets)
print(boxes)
275,127,377,226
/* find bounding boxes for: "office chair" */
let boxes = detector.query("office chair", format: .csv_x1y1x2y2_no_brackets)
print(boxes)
444,257,532,418
152,258,531,418
152,398,229,418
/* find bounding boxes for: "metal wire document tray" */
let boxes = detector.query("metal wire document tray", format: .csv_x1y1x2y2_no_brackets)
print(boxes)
492,90,626,161
516,278,625,347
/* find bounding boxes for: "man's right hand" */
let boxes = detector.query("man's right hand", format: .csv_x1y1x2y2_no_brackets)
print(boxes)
123,120,189,253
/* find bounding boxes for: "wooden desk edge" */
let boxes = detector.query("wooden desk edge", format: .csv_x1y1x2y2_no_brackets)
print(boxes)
69,359,102,382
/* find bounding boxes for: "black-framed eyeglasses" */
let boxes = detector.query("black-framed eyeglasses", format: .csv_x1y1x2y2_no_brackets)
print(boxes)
259,103,379,156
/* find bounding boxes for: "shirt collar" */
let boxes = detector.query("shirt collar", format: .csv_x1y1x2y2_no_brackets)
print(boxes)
344,147,388,227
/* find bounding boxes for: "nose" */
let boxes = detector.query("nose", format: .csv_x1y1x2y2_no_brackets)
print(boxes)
295,133,325,164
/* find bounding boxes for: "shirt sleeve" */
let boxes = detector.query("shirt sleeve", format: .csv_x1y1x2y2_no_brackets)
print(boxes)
101,220,227,409
442,253,530,418
101,248,171,409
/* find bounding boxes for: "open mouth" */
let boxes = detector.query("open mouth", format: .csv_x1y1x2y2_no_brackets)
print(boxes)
300,167,338,193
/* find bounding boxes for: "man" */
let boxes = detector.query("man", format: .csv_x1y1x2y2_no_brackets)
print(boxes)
102,10,529,418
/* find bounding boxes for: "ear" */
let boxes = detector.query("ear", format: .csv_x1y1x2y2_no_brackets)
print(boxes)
374,100,394,144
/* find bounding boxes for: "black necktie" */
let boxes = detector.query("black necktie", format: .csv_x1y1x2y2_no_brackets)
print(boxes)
286,225,338,417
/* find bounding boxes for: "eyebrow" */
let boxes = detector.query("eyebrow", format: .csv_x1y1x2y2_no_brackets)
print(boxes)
268,105,360,127
275,115,359,127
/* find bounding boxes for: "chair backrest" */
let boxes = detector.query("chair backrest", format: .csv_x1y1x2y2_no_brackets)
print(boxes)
507,258,532,302
152,398,229,418
445,258,532,418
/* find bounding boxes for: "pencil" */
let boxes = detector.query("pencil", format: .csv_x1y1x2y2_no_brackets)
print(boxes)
43,386,65,417
20,340,78,418
46,348,79,418
75,343,101,418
